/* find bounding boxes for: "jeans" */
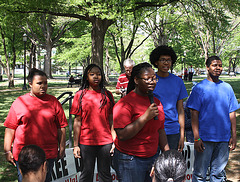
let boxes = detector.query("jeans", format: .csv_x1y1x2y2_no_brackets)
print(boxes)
79,144,112,182
112,148,158,182
166,133,180,150
192,141,229,182
16,158,56,182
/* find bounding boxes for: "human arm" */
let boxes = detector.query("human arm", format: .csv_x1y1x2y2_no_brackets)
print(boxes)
229,111,237,151
158,129,170,152
109,114,116,155
73,115,81,158
191,109,205,152
4,128,16,166
177,99,185,152
115,103,159,141
57,127,66,160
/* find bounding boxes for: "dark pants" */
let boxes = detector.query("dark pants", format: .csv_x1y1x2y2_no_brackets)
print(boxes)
189,72,193,81
79,144,112,182
16,158,56,182
166,133,180,150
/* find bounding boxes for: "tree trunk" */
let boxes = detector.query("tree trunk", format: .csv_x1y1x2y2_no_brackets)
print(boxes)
44,44,52,78
91,17,113,71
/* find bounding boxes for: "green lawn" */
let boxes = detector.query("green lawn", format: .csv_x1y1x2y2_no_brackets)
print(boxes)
0,76,239,181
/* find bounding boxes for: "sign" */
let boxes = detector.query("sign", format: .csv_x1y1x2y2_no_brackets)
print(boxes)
51,143,194,182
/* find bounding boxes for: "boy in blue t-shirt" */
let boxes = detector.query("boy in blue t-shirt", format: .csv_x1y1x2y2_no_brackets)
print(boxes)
150,45,188,152
187,56,239,182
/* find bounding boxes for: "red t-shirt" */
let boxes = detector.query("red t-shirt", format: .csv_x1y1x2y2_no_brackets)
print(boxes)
70,89,115,145
4,93,68,161
116,73,129,89
113,91,165,158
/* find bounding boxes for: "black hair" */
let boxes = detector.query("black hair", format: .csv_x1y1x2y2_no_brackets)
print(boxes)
150,45,177,68
154,150,187,182
77,64,114,110
18,145,46,176
127,62,152,94
27,68,48,83
206,56,221,67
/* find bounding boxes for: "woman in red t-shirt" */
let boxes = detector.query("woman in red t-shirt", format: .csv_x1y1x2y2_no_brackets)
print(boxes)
113,63,169,182
70,64,115,182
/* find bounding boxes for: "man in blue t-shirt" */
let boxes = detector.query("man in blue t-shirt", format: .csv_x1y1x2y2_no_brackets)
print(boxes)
150,45,188,152
187,56,239,182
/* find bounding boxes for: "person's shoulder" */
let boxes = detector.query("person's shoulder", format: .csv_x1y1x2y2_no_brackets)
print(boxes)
169,73,184,82
118,73,127,78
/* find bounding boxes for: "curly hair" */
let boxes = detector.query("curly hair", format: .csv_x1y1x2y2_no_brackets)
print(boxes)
150,45,177,68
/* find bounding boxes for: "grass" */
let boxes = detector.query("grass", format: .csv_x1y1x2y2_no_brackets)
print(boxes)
0,76,239,181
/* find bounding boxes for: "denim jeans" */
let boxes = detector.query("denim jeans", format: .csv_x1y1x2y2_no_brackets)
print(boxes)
79,144,112,182
16,158,56,182
112,148,158,182
192,141,229,182
166,133,180,150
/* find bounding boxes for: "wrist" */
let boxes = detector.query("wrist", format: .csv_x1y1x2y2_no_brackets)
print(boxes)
194,138,201,142
4,151,11,155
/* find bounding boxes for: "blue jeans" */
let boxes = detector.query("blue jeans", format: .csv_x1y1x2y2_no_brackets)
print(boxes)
167,133,180,150
112,148,158,182
192,142,229,182
16,158,56,182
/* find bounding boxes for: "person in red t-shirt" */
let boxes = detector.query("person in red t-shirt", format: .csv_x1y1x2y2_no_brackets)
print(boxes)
71,64,115,182
112,63,169,182
4,68,68,182
116,58,135,97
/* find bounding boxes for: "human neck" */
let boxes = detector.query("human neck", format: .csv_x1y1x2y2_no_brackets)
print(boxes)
157,70,169,77
134,88,147,97
207,74,219,83
22,173,43,182
88,86,100,91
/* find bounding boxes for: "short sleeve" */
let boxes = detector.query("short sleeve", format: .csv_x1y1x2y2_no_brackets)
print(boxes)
113,101,132,129
178,79,188,100
186,87,202,111
70,91,82,116
55,98,68,128
4,105,19,129
229,87,239,113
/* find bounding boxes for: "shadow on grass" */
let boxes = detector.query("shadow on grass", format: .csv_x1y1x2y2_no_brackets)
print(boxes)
0,124,18,182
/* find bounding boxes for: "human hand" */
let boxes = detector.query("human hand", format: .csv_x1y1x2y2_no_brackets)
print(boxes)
5,151,16,167
73,146,81,158
110,143,115,156
57,148,65,160
229,137,236,151
178,137,184,152
194,139,205,152
144,103,159,121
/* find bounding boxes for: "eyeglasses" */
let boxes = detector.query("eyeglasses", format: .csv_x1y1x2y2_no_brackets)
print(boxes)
159,58,172,63
140,77,158,83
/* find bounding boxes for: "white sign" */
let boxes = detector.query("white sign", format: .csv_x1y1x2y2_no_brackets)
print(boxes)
51,143,194,182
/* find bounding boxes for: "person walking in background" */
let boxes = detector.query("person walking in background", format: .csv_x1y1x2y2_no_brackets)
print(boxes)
71,64,115,182
184,68,188,81
187,56,239,181
150,45,188,152
18,145,47,182
151,150,187,182
4,68,68,182
116,58,135,97
113,63,169,182
188,65,194,81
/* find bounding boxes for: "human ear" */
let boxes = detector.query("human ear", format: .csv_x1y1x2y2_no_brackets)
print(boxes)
134,76,138,85
29,82,32,88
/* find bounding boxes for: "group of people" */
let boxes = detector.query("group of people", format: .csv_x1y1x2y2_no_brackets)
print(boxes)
4,45,239,182
183,66,194,81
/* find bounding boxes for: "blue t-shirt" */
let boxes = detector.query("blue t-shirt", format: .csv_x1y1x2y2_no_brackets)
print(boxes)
186,79,239,142
153,73,188,135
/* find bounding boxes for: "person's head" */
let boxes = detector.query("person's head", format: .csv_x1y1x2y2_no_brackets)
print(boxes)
150,45,177,74
81,64,104,90
27,68,48,97
152,150,187,182
206,56,223,78
123,58,135,77
127,62,157,95
18,145,47,182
